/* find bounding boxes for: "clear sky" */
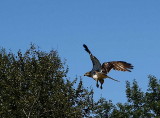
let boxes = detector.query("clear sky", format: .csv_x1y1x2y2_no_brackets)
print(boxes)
0,0,160,103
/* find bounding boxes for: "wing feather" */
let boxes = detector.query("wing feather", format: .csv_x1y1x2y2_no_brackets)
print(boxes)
90,55,101,71
83,44,101,71
101,61,133,74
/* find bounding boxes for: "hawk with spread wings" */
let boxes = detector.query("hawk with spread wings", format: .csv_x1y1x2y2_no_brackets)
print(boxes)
83,44,133,89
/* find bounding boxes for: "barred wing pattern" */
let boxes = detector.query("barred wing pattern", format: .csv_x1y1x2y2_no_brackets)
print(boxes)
101,61,133,74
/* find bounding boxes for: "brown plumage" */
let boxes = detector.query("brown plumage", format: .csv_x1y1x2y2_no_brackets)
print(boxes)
83,44,133,89
102,61,133,74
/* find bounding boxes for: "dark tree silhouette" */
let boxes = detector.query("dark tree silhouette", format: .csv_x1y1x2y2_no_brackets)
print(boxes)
0,45,94,118
0,44,160,118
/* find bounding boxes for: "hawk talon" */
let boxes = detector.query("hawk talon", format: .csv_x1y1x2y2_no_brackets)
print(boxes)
96,83,99,88
83,44,133,89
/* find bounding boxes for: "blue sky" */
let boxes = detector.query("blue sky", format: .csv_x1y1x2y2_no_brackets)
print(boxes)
0,0,160,103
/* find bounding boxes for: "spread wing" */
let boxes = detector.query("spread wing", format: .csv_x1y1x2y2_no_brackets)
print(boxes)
101,61,133,74
83,44,101,71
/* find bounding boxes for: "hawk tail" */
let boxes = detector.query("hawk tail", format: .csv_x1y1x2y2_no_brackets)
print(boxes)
106,75,120,82
83,44,91,55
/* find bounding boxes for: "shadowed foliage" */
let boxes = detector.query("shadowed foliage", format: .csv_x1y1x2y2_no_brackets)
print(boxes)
0,45,160,118
0,45,95,118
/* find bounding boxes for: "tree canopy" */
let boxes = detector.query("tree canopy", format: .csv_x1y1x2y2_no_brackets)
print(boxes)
0,45,160,118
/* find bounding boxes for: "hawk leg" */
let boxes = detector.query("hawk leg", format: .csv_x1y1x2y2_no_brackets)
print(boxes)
99,79,104,89
96,80,99,88
100,85,103,89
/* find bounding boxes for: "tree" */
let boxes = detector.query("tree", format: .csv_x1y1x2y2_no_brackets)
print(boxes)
0,44,94,118
98,75,160,118
1,44,160,118
145,75,160,117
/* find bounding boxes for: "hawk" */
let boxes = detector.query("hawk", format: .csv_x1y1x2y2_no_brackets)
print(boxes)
83,44,133,89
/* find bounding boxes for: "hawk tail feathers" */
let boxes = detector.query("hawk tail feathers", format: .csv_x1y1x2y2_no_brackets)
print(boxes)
83,44,91,55
107,75,120,82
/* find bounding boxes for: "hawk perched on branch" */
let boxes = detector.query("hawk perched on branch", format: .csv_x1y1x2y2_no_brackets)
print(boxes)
83,44,133,89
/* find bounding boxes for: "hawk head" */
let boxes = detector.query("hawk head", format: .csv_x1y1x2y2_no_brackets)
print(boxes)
84,71,92,77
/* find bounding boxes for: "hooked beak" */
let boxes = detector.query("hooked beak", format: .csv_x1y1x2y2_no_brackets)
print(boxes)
84,72,90,77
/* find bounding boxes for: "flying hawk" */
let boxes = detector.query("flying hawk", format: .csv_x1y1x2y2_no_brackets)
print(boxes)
83,44,133,89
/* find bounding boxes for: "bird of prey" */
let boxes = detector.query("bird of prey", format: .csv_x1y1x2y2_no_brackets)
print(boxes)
83,44,133,89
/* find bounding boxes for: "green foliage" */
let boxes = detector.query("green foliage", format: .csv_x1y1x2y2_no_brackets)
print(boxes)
100,76,160,118
93,98,114,118
1,45,160,118
146,75,160,117
0,45,94,118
